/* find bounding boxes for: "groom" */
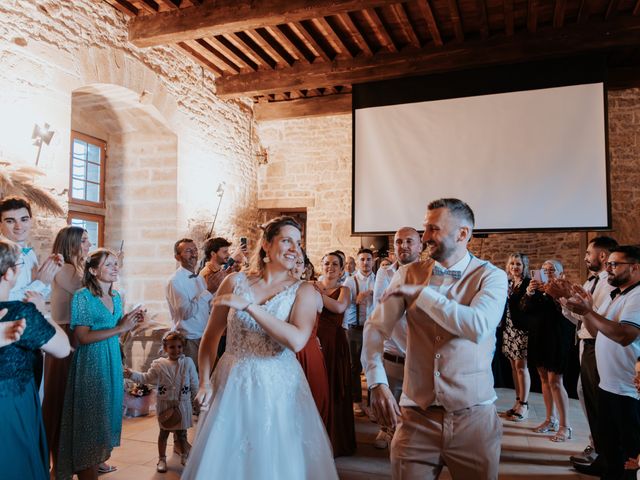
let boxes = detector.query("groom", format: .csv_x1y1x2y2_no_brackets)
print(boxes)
362,198,508,479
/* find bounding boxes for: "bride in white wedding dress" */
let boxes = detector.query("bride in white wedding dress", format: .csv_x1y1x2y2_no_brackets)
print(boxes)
182,216,338,480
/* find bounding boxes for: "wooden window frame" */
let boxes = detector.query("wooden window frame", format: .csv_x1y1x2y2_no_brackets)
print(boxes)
67,211,105,247
69,131,107,209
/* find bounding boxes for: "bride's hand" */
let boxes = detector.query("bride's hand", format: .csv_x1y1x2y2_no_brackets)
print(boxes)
196,383,214,408
213,294,251,311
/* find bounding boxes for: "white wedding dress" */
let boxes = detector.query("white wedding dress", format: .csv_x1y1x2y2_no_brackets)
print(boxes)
182,274,338,480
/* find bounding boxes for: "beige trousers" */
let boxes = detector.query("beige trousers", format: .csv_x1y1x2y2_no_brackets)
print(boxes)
391,403,502,480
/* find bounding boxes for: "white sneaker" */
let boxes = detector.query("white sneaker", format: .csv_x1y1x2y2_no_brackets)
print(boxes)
156,457,168,473
373,430,390,449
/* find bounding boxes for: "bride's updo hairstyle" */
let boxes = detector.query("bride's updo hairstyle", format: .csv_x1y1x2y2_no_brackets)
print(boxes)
249,216,301,275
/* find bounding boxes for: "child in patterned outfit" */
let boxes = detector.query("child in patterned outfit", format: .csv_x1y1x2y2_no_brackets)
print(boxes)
125,331,198,473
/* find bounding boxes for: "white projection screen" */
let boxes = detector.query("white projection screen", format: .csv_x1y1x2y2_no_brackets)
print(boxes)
352,63,610,234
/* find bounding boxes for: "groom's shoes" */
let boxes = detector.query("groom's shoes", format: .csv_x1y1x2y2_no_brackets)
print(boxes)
572,459,603,477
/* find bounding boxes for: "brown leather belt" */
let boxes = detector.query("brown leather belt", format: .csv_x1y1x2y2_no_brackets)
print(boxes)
383,352,405,364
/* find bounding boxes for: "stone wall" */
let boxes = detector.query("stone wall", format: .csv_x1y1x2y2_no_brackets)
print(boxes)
257,89,640,283
0,0,259,327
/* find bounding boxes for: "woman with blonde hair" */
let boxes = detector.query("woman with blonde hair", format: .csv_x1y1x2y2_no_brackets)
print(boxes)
43,225,91,472
183,216,338,479
501,253,532,422
522,259,574,442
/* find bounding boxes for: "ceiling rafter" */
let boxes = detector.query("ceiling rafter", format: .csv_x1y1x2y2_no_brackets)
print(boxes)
272,24,317,63
447,0,465,42
577,0,590,23
415,0,443,46
336,12,374,56
224,32,274,70
314,16,353,58
187,39,240,74
527,0,539,33
104,0,138,16
129,0,401,47
606,0,622,19
135,0,159,14
475,0,490,39
206,35,257,72
291,21,333,62
390,3,421,48
249,28,295,67
176,41,223,76
155,0,179,10
215,17,640,98
362,8,397,52
503,0,514,35
553,0,566,27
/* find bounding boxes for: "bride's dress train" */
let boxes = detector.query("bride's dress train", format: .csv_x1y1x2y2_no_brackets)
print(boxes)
182,274,338,480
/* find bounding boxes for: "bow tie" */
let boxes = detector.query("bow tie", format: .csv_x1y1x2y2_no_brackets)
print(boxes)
22,247,33,255
189,273,198,278
432,266,462,279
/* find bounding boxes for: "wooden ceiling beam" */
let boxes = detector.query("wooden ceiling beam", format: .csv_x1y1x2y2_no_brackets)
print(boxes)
176,41,223,76
271,25,316,63
249,28,295,67
447,0,465,42
156,0,179,10
226,32,276,69
362,8,397,52
216,17,640,98
634,0,640,15
415,0,443,46
291,21,333,62
503,0,514,35
577,0,590,23
605,0,622,19
206,35,258,72
391,3,421,48
527,0,538,33
336,12,374,56
188,39,240,73
104,0,138,16
475,0,490,39
314,16,353,58
129,0,401,47
254,94,352,121
553,0,566,27
135,0,160,14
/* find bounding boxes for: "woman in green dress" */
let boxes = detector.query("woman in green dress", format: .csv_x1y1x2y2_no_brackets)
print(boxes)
56,249,143,480
0,239,70,480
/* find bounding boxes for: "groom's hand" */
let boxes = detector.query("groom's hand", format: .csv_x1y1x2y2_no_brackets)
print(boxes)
369,384,401,428
195,383,213,408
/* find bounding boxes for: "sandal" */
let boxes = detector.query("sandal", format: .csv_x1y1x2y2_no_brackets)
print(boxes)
98,463,117,474
551,426,573,442
508,401,529,422
504,397,520,416
533,417,559,433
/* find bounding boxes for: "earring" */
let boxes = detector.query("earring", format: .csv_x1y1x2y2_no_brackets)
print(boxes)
263,255,271,263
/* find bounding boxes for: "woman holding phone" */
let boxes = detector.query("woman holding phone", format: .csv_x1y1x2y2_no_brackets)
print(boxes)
521,259,574,442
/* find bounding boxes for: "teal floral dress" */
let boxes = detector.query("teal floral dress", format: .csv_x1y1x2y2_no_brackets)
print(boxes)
0,301,55,480
56,288,123,479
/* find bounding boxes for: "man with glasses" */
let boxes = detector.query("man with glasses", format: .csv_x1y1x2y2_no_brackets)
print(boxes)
562,245,640,479
166,238,213,373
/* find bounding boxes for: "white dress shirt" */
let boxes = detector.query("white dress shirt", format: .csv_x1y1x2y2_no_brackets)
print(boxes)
9,248,50,301
343,270,376,329
562,269,614,340
595,281,640,399
166,267,213,340
372,263,407,357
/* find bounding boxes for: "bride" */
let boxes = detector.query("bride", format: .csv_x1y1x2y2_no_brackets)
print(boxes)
182,216,338,480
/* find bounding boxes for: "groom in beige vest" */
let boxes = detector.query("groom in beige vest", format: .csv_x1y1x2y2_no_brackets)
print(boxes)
362,198,508,479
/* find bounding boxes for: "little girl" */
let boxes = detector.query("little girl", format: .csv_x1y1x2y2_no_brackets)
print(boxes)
125,331,198,473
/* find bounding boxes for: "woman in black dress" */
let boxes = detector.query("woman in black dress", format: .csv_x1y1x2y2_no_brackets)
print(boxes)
522,259,574,442
501,253,531,422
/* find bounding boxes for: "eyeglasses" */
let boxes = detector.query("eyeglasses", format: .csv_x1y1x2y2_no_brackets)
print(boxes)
605,261,638,269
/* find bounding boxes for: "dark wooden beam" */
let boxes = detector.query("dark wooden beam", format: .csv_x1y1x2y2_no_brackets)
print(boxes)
216,17,640,98
475,0,490,39
605,0,621,19
362,8,397,52
104,0,138,16
634,0,640,15
176,42,223,76
314,17,353,58
137,0,160,14
336,12,374,56
292,21,333,62
503,0,514,35
447,0,465,42
577,0,589,23
527,0,538,33
272,24,316,63
254,94,351,120
391,3,421,48
553,0,566,27
415,0,443,46
129,0,401,48
207,35,258,72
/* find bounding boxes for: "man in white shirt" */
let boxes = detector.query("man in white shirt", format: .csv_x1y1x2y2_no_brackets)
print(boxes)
548,235,618,467
362,198,508,480
562,245,640,479
370,226,422,449
166,238,213,373
344,248,376,415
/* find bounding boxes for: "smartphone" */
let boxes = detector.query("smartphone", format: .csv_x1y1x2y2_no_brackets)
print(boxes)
223,257,236,271
530,269,548,284
240,237,248,250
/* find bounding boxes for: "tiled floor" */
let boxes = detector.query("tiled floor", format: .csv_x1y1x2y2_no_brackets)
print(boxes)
103,388,594,479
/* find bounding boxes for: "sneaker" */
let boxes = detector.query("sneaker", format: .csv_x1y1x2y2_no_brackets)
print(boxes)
570,445,597,465
156,458,168,473
354,403,365,417
373,430,390,449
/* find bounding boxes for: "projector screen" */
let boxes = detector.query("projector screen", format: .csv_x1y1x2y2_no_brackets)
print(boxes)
352,62,610,234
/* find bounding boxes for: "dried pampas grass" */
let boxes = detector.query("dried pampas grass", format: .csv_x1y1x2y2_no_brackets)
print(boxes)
0,162,64,216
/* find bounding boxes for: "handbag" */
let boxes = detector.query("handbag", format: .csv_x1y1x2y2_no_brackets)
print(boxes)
158,403,182,430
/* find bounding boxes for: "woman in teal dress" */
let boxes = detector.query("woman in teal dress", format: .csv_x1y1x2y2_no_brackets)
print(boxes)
56,249,143,480
0,239,70,480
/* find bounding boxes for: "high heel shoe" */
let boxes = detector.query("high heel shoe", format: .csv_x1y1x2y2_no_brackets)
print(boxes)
551,426,572,442
504,397,520,417
508,401,529,422
533,417,559,433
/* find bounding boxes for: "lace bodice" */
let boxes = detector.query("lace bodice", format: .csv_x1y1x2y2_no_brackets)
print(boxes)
225,273,302,358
